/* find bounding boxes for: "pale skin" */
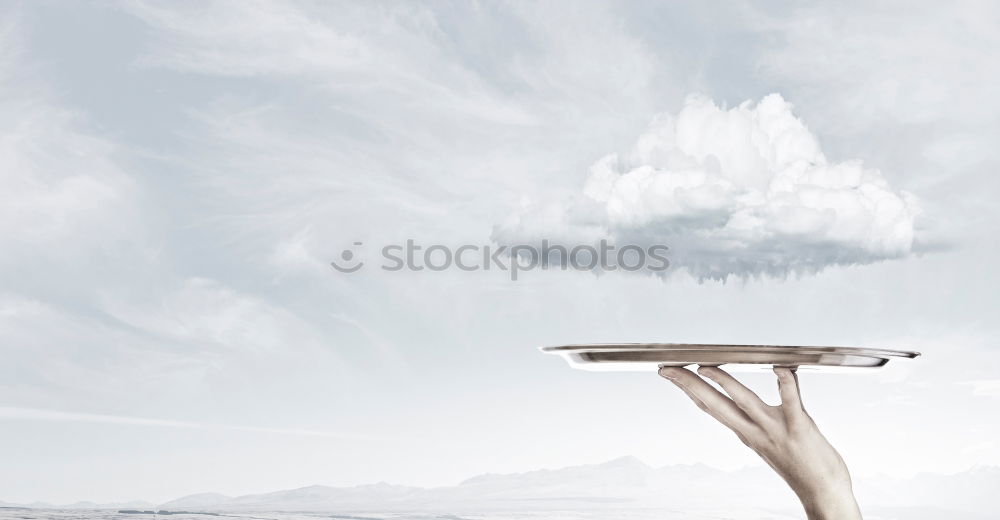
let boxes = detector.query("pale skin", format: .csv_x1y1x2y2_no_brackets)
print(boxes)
659,365,862,520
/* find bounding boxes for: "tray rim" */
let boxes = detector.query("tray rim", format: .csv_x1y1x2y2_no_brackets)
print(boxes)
541,343,921,359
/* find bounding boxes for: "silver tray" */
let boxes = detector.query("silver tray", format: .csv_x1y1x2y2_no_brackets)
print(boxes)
542,343,920,372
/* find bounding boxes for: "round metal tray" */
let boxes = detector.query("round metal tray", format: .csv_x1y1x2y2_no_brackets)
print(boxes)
541,343,920,371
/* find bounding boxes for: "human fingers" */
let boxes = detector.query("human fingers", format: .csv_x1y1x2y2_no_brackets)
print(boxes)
697,365,772,423
660,366,758,434
774,367,807,423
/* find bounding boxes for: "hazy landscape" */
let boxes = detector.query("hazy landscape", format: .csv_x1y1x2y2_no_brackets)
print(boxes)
0,510,808,520
4,457,996,519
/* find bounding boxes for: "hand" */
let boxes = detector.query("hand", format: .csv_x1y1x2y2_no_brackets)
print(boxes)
659,365,862,520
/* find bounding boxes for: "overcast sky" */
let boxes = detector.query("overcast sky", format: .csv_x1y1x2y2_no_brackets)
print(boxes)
2,0,999,504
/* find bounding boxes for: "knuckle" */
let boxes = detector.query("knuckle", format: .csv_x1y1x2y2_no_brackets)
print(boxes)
736,432,764,451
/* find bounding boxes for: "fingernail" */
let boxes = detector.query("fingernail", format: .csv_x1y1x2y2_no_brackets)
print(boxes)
659,366,679,380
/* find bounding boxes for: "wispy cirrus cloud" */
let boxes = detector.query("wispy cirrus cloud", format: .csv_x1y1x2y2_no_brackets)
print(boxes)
0,17,143,284
0,405,391,440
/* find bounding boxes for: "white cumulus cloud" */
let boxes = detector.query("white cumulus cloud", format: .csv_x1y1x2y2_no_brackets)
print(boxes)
494,93,921,280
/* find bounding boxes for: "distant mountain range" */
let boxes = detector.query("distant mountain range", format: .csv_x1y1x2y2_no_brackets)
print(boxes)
5,457,998,518
156,456,794,512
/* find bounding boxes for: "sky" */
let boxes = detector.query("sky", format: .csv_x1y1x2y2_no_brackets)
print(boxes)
1,0,999,504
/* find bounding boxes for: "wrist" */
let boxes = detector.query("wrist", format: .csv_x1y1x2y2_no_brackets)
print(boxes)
796,485,862,520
